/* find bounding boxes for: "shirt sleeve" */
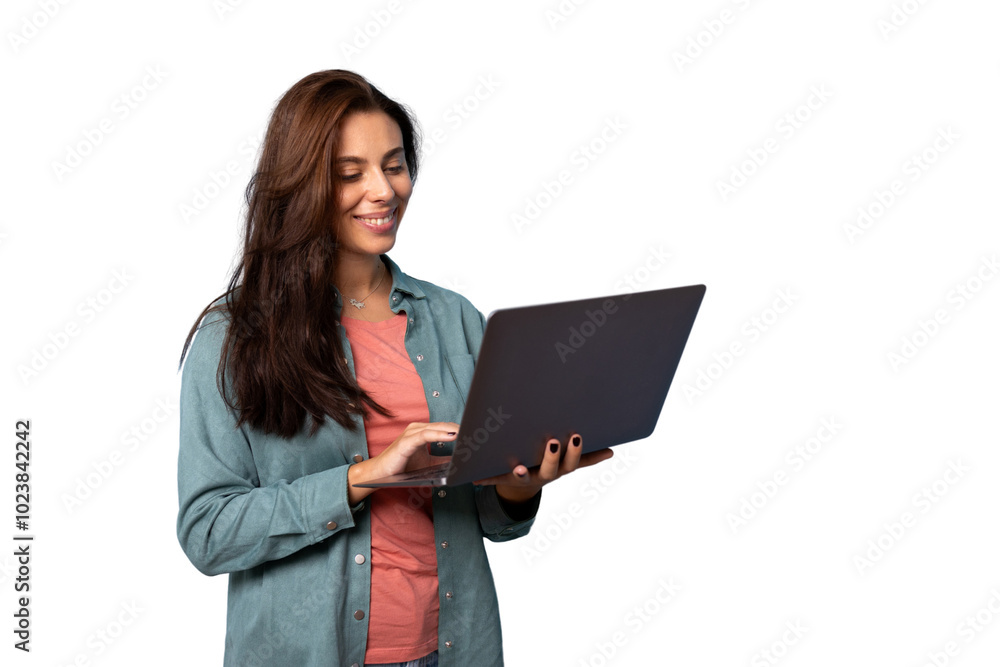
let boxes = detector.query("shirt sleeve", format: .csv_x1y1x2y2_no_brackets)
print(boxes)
475,484,540,542
175,317,361,576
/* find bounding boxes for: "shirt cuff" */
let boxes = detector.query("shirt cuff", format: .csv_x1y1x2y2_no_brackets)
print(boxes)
476,484,540,539
301,464,360,543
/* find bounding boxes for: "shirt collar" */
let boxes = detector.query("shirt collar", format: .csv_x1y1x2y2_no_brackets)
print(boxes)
381,254,425,300
331,254,425,311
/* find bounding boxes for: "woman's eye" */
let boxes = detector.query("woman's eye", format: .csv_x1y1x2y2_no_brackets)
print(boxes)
385,165,404,174
340,173,361,181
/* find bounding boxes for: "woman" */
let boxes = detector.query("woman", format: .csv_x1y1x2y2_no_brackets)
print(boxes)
176,69,611,667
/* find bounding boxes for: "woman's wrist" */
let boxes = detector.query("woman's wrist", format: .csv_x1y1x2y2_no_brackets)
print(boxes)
347,460,378,505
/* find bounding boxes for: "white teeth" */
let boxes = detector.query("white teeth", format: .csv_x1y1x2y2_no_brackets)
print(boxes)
358,212,393,226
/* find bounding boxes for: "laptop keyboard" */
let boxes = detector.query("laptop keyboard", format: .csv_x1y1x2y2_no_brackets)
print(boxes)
391,461,453,481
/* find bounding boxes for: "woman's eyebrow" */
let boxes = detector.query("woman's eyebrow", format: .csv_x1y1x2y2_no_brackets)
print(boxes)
336,146,405,164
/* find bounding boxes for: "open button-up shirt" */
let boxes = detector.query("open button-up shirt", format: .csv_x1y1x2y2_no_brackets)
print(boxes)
176,254,538,666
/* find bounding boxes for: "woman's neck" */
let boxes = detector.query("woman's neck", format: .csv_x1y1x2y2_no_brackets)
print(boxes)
335,254,386,297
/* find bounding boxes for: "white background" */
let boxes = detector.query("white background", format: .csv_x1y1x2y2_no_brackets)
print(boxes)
3,0,999,665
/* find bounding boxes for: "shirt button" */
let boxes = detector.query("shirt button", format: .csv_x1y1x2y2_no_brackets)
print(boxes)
354,610,365,620
392,295,398,302
432,390,440,398
352,663,360,667
437,489,447,498
445,641,453,648
355,554,366,565
353,454,364,463
445,591,453,599
326,521,337,530
441,541,449,549
416,354,424,361
409,317,414,324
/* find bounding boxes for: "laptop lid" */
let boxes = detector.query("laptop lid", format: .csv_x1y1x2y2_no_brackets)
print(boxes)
356,284,706,487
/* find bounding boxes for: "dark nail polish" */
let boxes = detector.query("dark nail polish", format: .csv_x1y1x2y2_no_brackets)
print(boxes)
515,470,526,478
572,435,581,447
550,442,559,454
447,432,456,435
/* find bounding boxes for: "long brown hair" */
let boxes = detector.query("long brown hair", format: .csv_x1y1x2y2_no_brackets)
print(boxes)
177,70,421,438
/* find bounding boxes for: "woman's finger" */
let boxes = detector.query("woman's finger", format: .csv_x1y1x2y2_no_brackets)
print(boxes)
387,423,459,465
560,432,584,474
424,422,460,435
407,422,458,442
537,438,562,481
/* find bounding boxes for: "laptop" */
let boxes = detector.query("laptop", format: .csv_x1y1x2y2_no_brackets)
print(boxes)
354,283,706,488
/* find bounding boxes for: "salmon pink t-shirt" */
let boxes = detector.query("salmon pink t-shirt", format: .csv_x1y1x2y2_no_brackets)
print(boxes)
341,312,439,664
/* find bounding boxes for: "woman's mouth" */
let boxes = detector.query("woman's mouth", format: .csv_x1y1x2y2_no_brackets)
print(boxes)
354,208,396,233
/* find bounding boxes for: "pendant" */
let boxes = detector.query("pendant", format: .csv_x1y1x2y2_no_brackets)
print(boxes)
349,299,366,310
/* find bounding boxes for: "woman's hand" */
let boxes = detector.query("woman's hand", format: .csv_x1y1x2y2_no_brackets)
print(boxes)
347,421,459,505
475,433,613,505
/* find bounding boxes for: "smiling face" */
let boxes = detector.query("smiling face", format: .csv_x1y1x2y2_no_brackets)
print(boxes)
333,111,413,260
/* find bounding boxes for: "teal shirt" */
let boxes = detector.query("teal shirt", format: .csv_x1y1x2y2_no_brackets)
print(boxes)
176,255,539,666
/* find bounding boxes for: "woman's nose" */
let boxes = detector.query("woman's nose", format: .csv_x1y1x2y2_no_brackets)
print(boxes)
366,169,393,201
